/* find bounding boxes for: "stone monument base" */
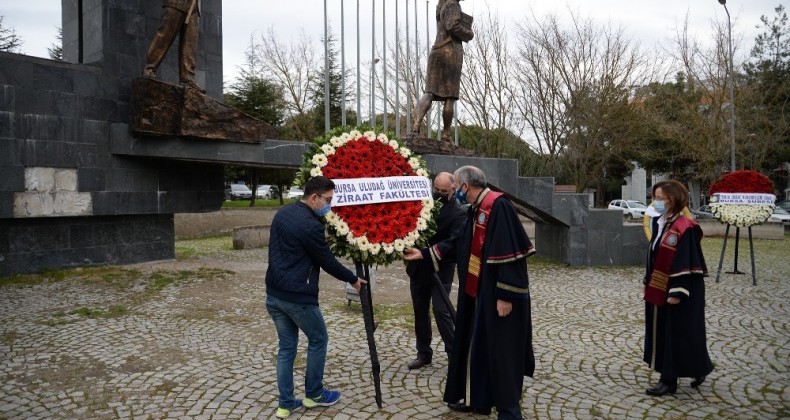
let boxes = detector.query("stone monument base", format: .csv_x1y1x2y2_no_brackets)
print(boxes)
129,78,277,143
403,135,476,156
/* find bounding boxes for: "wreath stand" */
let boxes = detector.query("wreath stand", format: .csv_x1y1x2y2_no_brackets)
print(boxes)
714,224,757,286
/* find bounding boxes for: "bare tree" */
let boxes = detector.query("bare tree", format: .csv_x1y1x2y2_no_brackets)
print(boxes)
0,16,23,53
255,28,319,140
513,9,651,188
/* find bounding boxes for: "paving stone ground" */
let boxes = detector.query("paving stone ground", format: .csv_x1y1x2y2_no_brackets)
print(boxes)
0,235,788,419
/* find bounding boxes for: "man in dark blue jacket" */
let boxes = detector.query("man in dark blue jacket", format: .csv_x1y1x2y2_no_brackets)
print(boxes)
265,176,366,419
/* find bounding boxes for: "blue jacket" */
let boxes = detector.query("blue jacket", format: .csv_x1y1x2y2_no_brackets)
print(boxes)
265,201,358,305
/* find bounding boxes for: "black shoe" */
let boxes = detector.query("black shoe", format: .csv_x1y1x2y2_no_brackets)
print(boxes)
407,357,431,370
447,402,473,413
645,382,677,396
691,376,706,388
447,402,491,415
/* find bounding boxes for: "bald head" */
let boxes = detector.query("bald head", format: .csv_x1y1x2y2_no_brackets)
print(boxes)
434,172,454,191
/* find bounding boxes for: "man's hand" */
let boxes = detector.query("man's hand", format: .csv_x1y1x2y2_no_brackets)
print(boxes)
667,297,680,305
496,299,512,317
352,277,368,293
403,248,424,261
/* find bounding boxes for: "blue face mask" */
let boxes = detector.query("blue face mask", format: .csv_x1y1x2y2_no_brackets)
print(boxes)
314,203,331,217
653,200,666,214
455,186,468,205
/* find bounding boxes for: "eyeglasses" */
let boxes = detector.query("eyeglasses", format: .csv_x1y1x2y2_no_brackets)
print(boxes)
318,194,333,203
433,189,452,195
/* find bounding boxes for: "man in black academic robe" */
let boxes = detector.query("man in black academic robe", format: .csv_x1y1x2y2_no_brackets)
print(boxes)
405,165,535,419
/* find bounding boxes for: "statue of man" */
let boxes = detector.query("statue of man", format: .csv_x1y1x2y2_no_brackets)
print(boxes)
413,0,473,142
142,0,204,92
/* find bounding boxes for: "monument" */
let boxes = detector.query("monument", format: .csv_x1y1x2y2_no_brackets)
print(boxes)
412,0,473,143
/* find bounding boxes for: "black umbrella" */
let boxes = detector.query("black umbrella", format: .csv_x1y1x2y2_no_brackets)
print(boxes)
355,262,383,408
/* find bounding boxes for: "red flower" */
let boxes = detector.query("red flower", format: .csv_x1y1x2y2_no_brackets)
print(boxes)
708,170,774,195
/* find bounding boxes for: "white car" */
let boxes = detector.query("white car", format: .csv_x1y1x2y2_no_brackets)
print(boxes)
286,187,304,199
225,184,252,200
255,185,276,199
608,199,648,221
769,207,790,224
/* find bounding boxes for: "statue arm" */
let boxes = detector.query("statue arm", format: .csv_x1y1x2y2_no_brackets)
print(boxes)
443,4,474,42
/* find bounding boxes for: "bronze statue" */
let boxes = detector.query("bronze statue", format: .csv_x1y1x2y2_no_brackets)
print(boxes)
142,0,204,92
413,0,473,142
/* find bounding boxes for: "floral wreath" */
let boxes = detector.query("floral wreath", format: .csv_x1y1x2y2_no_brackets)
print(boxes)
707,170,775,227
295,127,439,266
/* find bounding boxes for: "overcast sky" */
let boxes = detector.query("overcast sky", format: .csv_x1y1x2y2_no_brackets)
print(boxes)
0,0,781,87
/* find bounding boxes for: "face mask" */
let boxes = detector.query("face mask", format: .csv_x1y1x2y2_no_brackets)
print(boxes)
433,192,449,204
653,200,666,214
314,203,331,217
455,186,468,205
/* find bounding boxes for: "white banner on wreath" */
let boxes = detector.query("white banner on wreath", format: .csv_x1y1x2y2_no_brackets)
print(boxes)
711,193,776,205
331,176,432,207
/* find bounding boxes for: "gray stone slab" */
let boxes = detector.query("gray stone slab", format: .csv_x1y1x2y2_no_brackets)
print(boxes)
535,224,569,264
552,194,590,227
0,165,24,192
518,177,554,215
0,85,15,112
421,154,519,193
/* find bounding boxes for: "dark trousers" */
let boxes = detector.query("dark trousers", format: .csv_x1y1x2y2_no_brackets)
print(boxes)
409,267,455,360
144,6,199,82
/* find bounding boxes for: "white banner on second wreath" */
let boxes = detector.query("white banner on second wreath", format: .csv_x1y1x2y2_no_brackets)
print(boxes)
331,176,432,207
711,193,776,206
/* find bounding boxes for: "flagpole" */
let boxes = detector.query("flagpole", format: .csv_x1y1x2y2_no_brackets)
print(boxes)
371,0,376,126
356,0,361,126
414,0,419,135
395,0,400,137
382,0,388,131
405,0,411,135
425,0,431,139
324,0,330,132
341,0,347,127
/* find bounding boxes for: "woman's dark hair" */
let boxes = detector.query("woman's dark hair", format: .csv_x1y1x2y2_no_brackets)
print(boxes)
303,176,335,198
652,180,688,215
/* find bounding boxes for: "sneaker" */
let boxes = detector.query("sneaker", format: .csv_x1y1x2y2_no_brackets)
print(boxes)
275,399,303,418
303,389,341,408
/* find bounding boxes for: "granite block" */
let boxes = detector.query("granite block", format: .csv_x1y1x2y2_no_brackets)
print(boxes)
0,224,9,252
15,114,74,142
0,165,24,192
0,139,22,165
0,85,15,112
0,112,13,138
0,193,12,218
77,167,106,192
9,222,70,252
518,177,554,215
567,226,588,266
14,87,76,117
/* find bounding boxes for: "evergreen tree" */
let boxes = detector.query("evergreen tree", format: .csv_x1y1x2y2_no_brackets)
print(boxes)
0,16,23,53
48,27,63,61
310,29,348,135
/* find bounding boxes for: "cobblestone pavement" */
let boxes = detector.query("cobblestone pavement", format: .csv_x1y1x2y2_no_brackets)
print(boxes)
1,236,788,419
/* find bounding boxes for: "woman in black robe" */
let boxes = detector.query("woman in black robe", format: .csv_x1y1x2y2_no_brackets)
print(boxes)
643,180,714,396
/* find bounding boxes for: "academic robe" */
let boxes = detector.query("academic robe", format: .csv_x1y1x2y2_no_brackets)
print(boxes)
426,189,535,412
643,215,714,380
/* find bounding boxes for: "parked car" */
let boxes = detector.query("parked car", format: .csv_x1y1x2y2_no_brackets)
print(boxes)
769,207,790,224
225,184,252,200
692,205,715,220
286,186,304,199
608,199,648,221
255,185,279,200
776,200,790,212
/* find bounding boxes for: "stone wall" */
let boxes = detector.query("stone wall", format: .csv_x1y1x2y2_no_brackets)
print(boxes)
0,0,226,275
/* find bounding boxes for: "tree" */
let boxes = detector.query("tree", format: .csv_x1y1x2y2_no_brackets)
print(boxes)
48,27,63,61
309,29,347,134
513,9,651,194
740,5,790,182
0,16,23,53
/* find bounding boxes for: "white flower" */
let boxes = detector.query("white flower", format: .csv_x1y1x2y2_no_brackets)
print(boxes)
383,244,396,255
310,167,323,177
399,147,411,158
408,157,421,169
393,239,406,252
321,144,336,155
369,243,382,255
377,133,389,143
329,136,343,147
415,168,429,177
349,130,362,139
710,203,773,227
336,222,350,236
420,207,433,219
363,131,376,141
416,218,428,231
388,140,399,149
422,199,434,210
311,154,328,167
